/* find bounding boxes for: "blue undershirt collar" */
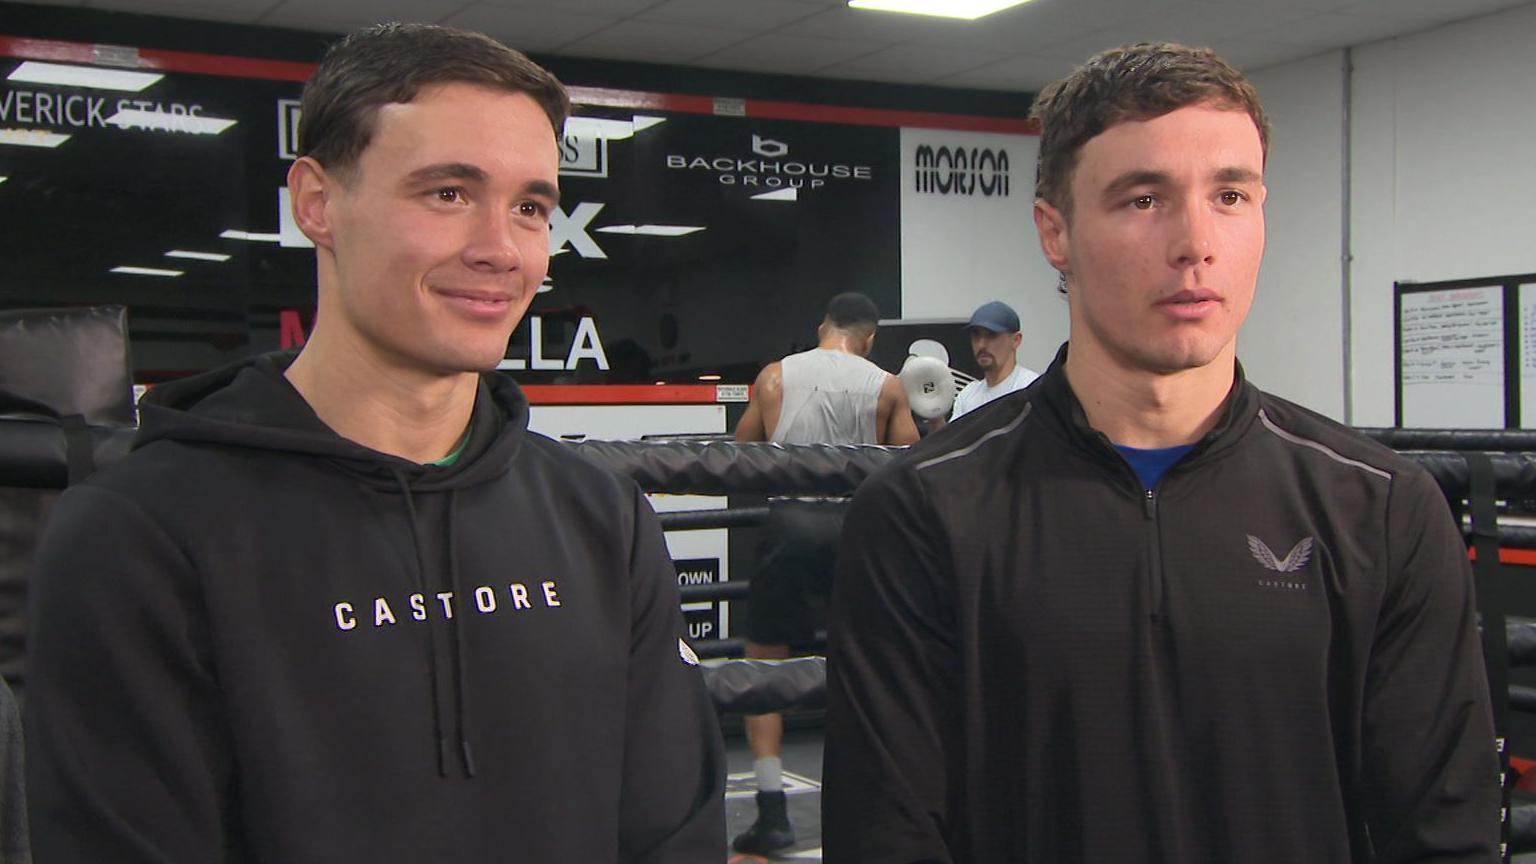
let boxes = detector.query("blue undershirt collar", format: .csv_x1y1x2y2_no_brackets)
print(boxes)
1113,443,1195,490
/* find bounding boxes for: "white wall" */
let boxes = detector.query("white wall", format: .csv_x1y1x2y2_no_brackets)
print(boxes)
894,1,1536,426
898,129,1068,375
1245,51,1348,420
1349,2,1536,426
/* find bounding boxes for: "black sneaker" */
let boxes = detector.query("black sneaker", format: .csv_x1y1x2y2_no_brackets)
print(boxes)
731,789,795,855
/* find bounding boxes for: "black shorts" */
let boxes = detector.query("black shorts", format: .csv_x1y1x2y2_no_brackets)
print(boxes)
743,498,847,647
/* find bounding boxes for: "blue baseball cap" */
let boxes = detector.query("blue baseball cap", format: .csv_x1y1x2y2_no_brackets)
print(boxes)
967,300,1020,334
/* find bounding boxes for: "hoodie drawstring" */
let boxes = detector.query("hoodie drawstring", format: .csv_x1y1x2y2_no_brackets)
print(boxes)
390,469,474,779
446,491,476,777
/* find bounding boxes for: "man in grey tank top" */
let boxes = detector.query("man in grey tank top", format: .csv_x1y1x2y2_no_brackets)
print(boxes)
736,292,917,447
731,293,917,855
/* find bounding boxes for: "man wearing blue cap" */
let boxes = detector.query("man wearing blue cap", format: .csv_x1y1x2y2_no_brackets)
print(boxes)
947,300,1037,422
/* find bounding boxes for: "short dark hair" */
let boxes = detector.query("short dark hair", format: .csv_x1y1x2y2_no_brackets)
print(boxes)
825,292,881,332
1030,41,1269,217
299,22,571,178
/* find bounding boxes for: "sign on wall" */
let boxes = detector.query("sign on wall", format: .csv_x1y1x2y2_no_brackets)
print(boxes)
0,38,1033,388
1394,275,1536,429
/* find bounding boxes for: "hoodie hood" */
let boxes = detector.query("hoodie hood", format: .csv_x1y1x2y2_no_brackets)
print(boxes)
137,351,529,491
137,352,533,779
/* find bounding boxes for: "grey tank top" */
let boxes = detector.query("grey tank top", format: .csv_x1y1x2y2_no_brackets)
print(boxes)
771,348,886,445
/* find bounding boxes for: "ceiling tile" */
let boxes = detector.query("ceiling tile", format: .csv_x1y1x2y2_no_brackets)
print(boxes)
693,32,889,75
1212,37,1318,71
822,42,1015,83
886,0,1158,56
776,5,986,42
1121,2,1319,45
1186,0,1356,10
259,0,473,34
84,0,262,21
473,0,659,14
635,0,828,30
1256,11,1442,49
559,20,754,63
52,0,1533,91
1336,0,1532,23
936,53,1079,91
1043,28,1176,61
439,4,618,51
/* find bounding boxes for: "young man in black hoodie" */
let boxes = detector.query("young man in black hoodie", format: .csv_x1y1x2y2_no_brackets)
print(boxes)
824,42,1500,862
26,24,725,863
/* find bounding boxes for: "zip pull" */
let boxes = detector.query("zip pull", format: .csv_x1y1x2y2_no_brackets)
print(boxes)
1143,488,1156,519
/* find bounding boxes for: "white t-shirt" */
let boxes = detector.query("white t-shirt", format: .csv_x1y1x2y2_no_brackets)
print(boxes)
950,364,1038,420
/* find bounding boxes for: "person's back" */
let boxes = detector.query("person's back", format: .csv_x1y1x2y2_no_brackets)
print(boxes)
730,291,915,856
771,347,886,445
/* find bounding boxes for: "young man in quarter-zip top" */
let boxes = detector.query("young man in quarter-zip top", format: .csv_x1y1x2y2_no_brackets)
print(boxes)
25,24,724,863
823,41,1498,863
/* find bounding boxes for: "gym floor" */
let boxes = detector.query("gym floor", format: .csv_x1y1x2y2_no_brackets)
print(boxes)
724,727,825,862
721,727,1533,862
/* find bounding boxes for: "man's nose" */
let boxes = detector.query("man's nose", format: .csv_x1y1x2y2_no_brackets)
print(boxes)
1169,200,1215,268
464,207,522,272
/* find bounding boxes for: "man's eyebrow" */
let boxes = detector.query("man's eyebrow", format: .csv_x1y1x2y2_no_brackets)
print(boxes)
1214,166,1263,184
525,179,560,206
403,162,488,185
1101,169,1171,200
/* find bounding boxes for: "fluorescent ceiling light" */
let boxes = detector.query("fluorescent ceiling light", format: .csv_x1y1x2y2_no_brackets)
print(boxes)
697,374,722,382
0,128,69,148
107,110,237,135
165,250,231,262
111,266,183,277
0,177,7,185
595,225,706,237
848,0,1032,20
7,61,163,92
220,229,281,243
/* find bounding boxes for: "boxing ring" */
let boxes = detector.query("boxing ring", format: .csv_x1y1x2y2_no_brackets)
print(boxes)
7,306,1536,853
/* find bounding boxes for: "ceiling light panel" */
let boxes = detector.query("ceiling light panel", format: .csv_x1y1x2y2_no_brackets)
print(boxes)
847,0,1032,21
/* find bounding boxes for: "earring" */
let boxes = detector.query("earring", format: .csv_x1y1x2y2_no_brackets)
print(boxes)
1056,272,1068,294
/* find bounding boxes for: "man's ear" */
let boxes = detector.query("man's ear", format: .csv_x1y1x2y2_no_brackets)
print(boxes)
1034,198,1071,275
287,157,337,250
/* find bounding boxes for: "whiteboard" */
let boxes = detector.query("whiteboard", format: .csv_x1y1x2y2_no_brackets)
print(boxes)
1520,284,1536,428
1399,285,1504,429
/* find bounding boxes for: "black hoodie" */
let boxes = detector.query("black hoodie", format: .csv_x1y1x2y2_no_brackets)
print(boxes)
25,353,726,863
824,347,1498,862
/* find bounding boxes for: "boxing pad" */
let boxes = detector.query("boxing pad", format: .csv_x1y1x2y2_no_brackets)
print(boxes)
899,354,956,420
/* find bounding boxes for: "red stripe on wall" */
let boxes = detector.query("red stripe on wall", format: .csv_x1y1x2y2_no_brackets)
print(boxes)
565,85,716,115
2,35,1034,133
1468,547,1536,567
0,35,314,81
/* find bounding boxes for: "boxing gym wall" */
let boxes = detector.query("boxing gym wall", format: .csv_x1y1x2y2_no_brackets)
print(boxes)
0,0,1040,654
0,2,1041,389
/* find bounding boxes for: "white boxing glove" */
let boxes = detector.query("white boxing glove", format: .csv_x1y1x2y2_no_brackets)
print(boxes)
899,354,956,420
